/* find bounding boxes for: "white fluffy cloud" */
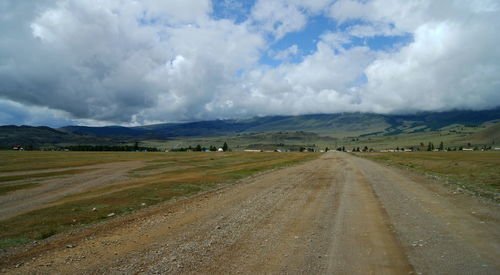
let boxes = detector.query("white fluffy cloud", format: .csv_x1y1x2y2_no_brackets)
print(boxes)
0,0,499,126
250,0,308,39
1,0,264,124
271,44,299,61
328,0,500,113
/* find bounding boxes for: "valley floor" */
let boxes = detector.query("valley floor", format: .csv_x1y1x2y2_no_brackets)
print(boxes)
2,152,499,274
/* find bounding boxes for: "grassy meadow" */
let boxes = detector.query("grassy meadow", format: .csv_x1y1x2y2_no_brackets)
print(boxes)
0,151,319,249
357,151,500,201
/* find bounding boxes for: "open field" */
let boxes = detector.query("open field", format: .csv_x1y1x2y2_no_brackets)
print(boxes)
0,151,318,249
356,151,500,201
142,121,500,152
1,152,498,274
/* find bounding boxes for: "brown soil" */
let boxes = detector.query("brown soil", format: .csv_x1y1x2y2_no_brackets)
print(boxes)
1,152,499,274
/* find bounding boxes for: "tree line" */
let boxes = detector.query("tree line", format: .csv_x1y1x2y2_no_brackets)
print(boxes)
65,144,159,152
170,142,229,152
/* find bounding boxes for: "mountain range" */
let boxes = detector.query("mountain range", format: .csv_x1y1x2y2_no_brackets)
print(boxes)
1,108,499,149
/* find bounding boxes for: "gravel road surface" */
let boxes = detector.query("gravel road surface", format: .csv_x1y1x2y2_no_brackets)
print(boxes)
2,152,499,274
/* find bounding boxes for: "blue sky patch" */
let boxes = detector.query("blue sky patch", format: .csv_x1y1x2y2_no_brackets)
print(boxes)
211,0,256,24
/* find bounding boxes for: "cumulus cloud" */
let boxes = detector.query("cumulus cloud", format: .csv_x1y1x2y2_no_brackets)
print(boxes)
233,33,374,116
0,0,263,124
0,0,499,126
250,0,336,39
250,0,308,39
346,22,404,38
328,0,500,113
271,45,299,61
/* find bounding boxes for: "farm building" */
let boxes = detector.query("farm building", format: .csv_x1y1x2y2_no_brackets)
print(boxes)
11,145,24,150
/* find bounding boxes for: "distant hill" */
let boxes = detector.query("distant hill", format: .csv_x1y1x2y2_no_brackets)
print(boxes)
469,122,500,144
1,108,499,148
59,125,146,137
62,108,500,138
0,125,132,149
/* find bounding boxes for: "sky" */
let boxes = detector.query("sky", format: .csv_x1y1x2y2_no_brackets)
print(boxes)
0,0,499,127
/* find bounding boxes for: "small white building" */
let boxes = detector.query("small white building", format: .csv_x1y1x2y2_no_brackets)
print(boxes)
217,148,224,152
12,145,23,150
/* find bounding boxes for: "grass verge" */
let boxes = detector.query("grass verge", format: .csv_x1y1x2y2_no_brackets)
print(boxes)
356,151,500,202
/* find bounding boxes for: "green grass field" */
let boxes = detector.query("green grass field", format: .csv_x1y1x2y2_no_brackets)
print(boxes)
357,151,500,201
0,151,319,249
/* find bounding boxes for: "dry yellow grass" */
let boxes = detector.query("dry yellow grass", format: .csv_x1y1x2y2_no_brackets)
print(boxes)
358,151,500,200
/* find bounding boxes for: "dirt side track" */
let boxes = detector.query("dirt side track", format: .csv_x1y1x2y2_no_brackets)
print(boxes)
2,153,499,274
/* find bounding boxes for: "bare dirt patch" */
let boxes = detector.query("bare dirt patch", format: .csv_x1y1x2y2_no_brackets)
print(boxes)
0,161,145,220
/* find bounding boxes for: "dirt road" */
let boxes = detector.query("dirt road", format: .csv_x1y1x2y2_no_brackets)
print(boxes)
2,152,499,274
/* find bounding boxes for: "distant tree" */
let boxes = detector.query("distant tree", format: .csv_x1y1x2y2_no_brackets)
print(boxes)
222,142,228,152
325,147,329,152
363,146,368,152
195,144,202,151
467,142,471,147
438,141,444,151
427,142,434,151
134,141,139,151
